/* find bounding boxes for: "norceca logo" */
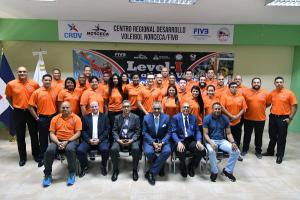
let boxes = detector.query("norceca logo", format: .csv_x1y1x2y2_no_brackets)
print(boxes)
86,24,109,39
64,23,83,39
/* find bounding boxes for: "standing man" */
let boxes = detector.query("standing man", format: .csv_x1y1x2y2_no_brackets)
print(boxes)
110,100,141,182
234,75,247,96
161,66,170,88
5,66,40,166
77,101,110,177
28,74,58,167
185,70,197,93
143,102,172,185
199,75,207,95
171,102,206,178
42,101,82,187
51,68,64,92
203,102,240,182
263,77,297,164
177,78,192,107
206,69,217,87
215,74,228,98
242,77,269,159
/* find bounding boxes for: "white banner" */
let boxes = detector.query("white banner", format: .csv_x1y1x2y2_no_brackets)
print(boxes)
58,21,234,44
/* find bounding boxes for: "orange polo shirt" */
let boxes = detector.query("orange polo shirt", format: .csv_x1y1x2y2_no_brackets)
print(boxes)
215,86,228,99
206,79,218,87
51,79,65,93
98,82,108,96
154,78,169,89
5,79,39,109
74,85,88,97
189,98,203,126
80,88,105,114
49,113,82,141
137,86,162,113
76,79,90,89
28,87,58,115
203,95,220,115
220,92,247,126
124,83,144,110
162,96,180,116
57,89,81,115
267,88,297,115
237,84,247,96
243,88,269,121
178,90,192,108
105,88,123,112
186,80,198,94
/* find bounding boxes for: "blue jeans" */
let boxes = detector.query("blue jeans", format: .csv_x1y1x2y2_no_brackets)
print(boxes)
206,139,240,174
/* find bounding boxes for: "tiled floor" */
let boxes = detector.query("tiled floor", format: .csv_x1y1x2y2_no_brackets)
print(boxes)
0,130,300,200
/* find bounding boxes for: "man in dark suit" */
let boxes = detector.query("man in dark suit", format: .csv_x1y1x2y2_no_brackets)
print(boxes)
77,101,110,177
171,102,206,178
110,100,141,182
143,102,171,185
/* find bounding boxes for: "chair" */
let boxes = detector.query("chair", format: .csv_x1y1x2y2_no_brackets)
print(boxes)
143,151,172,174
58,150,81,176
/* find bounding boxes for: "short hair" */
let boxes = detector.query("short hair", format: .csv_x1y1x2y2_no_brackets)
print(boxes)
185,70,193,74
122,100,131,106
84,65,91,70
131,71,140,78
89,75,99,83
179,78,187,82
152,101,162,108
228,81,237,88
42,74,52,80
206,84,215,91
251,77,261,84
52,67,61,73
65,77,76,89
274,76,284,82
212,102,221,108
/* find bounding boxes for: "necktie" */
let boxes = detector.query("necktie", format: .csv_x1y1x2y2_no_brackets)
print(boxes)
184,116,189,137
155,117,159,134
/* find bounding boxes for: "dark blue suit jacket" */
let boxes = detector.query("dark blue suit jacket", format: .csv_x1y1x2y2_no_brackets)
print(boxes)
81,113,110,144
170,113,202,144
142,113,171,145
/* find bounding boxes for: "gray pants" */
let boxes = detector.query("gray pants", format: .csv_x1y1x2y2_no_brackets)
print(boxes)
43,141,78,176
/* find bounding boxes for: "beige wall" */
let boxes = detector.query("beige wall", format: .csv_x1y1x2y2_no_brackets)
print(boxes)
1,41,294,91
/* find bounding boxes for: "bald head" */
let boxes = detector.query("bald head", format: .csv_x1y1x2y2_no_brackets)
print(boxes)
90,101,99,115
61,101,71,117
17,66,28,81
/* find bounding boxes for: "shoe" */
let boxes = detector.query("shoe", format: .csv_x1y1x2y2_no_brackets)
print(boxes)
67,173,76,186
146,172,155,185
101,167,107,176
255,152,262,159
241,152,247,156
33,157,41,163
79,166,88,178
132,170,139,181
188,163,195,177
238,155,243,162
276,156,283,164
89,152,95,161
180,167,188,178
262,152,274,156
38,160,44,168
223,168,236,182
158,167,165,177
210,173,218,182
42,175,52,187
19,160,26,167
111,170,119,182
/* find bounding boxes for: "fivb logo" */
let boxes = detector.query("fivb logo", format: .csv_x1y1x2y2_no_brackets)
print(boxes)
0,78,10,115
193,27,209,36
64,23,83,39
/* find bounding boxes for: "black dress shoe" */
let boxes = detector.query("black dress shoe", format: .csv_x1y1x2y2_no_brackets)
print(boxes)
276,156,283,164
33,157,41,163
19,160,26,167
210,173,218,182
262,152,274,156
147,172,155,185
38,160,44,168
255,152,262,159
223,168,236,182
180,168,187,178
132,170,139,181
101,167,107,176
111,170,119,182
188,164,195,177
79,166,88,178
159,168,165,177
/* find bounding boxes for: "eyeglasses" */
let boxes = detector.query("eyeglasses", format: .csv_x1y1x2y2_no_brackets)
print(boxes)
183,106,190,109
153,108,161,110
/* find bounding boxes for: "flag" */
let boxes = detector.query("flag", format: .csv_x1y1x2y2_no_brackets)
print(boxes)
0,53,16,136
33,51,47,86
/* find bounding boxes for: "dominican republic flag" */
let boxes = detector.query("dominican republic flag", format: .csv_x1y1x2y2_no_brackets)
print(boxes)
0,53,16,136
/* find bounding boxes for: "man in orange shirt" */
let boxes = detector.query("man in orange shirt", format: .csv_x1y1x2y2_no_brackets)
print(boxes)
206,69,218,87
51,68,64,92
198,75,207,95
177,78,192,108
161,66,170,88
42,101,82,187
185,70,197,93
215,75,228,98
28,74,59,167
5,66,40,166
242,77,269,159
234,75,247,96
74,74,88,97
262,77,298,164
155,73,166,96
220,82,247,161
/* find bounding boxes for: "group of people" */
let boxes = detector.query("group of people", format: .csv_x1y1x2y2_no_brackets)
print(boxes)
5,65,297,187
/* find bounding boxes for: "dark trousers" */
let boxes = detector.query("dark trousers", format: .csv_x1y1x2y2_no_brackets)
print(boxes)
44,141,78,176
144,142,172,176
13,108,39,161
231,121,243,148
176,138,206,170
242,119,265,154
37,116,52,160
110,141,141,171
267,114,289,157
77,141,109,168
108,111,123,144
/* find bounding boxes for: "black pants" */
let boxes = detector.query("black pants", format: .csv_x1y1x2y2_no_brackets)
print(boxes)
176,138,206,170
13,108,39,161
110,141,141,171
242,119,265,154
267,114,289,157
231,122,243,148
108,111,123,145
37,116,53,160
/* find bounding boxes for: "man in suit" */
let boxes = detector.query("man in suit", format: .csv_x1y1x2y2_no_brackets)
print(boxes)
171,102,206,178
143,102,171,185
110,100,141,182
77,101,110,177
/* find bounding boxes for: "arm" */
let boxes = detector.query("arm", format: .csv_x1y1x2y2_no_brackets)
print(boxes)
80,105,87,116
132,116,141,142
100,114,110,141
112,116,120,142
225,127,238,151
6,96,13,107
203,127,217,151
142,118,154,145
81,117,91,143
50,131,59,144
67,130,81,142
138,100,148,115
170,117,180,144
161,119,171,144
285,104,298,124
28,105,39,120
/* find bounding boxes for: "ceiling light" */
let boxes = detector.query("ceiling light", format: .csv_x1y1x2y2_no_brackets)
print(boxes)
265,0,300,6
34,0,56,2
129,0,198,5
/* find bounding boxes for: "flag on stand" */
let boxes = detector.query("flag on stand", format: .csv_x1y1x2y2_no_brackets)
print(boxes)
0,53,16,136
33,51,47,86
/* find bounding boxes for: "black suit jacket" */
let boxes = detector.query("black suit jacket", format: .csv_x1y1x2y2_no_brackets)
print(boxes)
81,113,110,144
112,113,140,142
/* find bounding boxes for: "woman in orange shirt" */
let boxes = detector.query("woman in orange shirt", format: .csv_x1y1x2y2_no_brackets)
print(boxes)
203,85,220,115
189,86,204,130
121,72,129,89
162,85,180,117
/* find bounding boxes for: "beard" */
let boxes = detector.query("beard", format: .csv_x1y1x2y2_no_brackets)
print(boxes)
199,82,206,89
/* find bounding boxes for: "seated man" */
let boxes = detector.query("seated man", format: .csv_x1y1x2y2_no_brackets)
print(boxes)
110,100,141,182
171,102,206,178
143,102,171,185
42,101,82,187
77,101,110,177
203,102,240,182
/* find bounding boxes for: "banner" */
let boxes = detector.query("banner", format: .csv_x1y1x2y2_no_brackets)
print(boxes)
73,49,234,84
59,21,234,44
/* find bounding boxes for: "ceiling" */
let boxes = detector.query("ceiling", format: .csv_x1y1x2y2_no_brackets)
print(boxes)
0,0,300,24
